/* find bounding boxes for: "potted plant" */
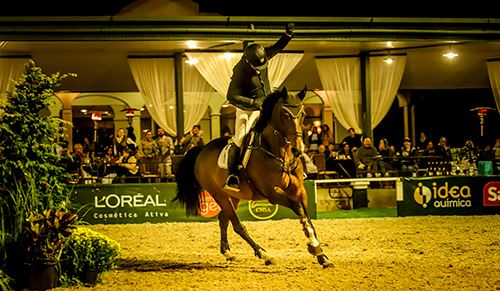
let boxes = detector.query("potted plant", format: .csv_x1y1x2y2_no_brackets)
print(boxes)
22,209,77,290
61,228,122,286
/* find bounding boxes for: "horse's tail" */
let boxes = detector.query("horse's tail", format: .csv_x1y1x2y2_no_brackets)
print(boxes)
173,146,203,217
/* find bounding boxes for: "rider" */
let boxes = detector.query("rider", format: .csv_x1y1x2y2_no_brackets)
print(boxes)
223,23,295,192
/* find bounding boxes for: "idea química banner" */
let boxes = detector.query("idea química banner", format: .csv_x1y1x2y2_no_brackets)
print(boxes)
400,176,500,216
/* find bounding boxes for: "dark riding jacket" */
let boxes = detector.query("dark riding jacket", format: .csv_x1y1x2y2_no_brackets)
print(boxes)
227,33,293,111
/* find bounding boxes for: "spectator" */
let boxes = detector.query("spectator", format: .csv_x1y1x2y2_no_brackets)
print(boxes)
138,130,159,174
462,140,478,161
492,138,500,160
82,136,95,154
341,128,362,152
419,140,438,170
399,137,418,175
338,142,354,160
308,125,321,152
103,147,117,176
375,138,394,176
436,137,452,160
417,132,428,150
354,137,378,177
156,127,175,180
321,124,334,146
113,148,140,183
113,128,136,157
182,125,205,150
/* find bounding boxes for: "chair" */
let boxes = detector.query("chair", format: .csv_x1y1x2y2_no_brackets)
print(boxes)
314,154,338,179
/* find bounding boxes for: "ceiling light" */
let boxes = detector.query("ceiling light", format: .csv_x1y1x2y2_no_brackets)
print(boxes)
220,53,235,59
443,45,458,58
383,51,394,64
387,41,392,47
185,58,198,65
443,52,458,59
187,41,197,48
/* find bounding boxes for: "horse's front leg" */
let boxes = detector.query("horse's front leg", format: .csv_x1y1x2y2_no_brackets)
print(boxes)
273,186,334,268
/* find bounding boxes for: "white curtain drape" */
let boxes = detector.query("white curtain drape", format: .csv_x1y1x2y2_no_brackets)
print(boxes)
185,52,303,96
185,52,242,97
315,55,406,133
0,57,29,117
487,60,500,112
370,55,407,128
267,53,304,90
128,58,213,137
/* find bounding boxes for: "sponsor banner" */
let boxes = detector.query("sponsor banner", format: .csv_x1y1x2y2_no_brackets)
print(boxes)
70,180,316,224
401,176,500,216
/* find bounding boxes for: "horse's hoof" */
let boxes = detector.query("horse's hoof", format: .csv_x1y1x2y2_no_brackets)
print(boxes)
223,252,237,261
322,261,335,268
264,258,277,266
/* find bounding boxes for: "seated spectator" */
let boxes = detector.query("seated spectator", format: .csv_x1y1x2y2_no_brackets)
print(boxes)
492,138,500,160
327,143,336,159
338,142,353,160
462,140,478,161
301,150,318,179
375,138,394,176
317,144,328,157
399,137,418,175
340,128,362,152
354,137,378,177
436,137,452,160
113,148,140,183
68,143,86,176
419,141,439,169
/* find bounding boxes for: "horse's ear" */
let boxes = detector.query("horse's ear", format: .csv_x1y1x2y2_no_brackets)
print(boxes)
281,87,288,100
298,85,307,101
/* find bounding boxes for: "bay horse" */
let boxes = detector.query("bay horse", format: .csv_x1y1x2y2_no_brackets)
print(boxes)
174,87,333,268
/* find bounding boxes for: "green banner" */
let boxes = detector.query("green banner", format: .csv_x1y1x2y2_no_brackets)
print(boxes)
401,176,500,216
70,180,316,224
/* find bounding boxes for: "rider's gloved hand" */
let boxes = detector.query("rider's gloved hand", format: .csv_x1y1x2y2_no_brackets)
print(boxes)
252,98,265,110
286,23,295,36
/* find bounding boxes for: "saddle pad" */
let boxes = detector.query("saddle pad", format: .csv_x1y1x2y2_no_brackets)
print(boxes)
217,143,231,169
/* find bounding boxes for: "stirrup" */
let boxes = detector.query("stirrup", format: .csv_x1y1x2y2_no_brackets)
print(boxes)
223,174,240,192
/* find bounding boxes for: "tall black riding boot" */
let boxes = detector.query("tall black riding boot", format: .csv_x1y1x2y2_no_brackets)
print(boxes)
224,143,241,192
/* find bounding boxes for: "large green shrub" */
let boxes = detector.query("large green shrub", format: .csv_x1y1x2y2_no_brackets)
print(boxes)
0,60,76,290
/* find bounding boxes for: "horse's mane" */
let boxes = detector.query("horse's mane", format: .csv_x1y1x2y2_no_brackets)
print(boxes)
252,90,282,133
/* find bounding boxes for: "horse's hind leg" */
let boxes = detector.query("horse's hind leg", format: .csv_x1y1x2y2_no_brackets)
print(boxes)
218,211,237,261
217,197,275,265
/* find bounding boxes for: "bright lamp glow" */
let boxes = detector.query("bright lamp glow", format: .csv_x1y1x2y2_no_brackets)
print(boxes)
187,41,197,48
383,57,394,64
220,53,235,59
185,58,198,65
443,52,458,58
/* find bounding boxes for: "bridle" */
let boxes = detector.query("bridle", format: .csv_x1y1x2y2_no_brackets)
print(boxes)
251,101,305,173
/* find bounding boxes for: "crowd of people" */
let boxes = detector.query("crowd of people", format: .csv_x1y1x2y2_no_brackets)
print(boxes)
60,125,205,184
302,124,500,179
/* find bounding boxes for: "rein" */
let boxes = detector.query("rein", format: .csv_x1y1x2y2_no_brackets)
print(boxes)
248,104,304,174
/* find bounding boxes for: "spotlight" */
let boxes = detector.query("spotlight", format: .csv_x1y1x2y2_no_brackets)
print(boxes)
443,45,458,58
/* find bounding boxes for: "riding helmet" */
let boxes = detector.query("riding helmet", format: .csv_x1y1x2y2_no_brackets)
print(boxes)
244,43,268,70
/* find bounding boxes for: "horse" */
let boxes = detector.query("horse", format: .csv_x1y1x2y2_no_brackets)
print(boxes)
173,87,333,268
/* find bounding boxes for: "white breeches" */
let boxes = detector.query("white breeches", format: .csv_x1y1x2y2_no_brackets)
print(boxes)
233,108,260,147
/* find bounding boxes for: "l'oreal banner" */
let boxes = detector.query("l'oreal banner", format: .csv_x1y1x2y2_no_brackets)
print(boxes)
400,176,500,216
70,181,316,224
